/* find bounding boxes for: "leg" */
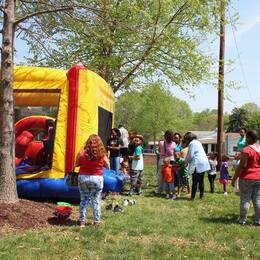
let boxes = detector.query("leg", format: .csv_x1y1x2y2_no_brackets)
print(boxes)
251,180,260,223
110,157,115,171
114,156,120,172
208,174,214,193
136,170,143,194
198,172,205,199
129,170,138,195
78,176,91,223
239,179,253,223
223,183,227,193
211,174,216,193
88,176,103,223
191,170,199,199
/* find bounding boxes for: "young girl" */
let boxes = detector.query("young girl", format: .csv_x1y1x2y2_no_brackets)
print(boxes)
208,153,217,193
219,155,230,195
161,157,176,199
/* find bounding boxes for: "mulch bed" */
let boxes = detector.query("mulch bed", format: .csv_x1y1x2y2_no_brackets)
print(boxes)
0,199,78,235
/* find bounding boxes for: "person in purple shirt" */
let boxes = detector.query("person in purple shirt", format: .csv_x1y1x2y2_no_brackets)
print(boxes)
219,155,230,196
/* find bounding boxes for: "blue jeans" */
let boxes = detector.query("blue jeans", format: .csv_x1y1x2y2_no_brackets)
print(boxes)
78,175,103,223
110,156,120,172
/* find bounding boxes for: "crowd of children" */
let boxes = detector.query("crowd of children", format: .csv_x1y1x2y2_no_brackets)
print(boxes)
108,127,242,200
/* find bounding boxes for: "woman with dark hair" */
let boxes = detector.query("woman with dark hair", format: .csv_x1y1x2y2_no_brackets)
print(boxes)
76,134,110,227
237,127,247,152
106,128,123,172
232,130,260,226
157,130,176,194
173,133,182,152
184,132,210,200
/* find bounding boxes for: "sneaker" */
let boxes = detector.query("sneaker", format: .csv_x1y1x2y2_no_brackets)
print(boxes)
224,192,228,196
94,221,103,226
253,220,260,226
137,189,142,195
105,203,113,210
114,205,124,213
80,221,85,228
238,219,246,225
128,189,134,196
172,194,177,200
166,194,170,199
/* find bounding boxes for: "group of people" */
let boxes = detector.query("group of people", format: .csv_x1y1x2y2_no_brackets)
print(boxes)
73,125,259,227
156,128,260,226
75,125,144,227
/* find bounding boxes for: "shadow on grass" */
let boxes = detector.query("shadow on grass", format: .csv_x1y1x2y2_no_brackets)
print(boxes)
200,214,238,225
48,217,79,226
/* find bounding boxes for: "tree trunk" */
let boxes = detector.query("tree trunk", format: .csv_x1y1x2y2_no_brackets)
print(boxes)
0,0,18,203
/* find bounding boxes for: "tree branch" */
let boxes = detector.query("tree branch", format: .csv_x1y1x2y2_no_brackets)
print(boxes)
114,1,189,92
14,6,73,27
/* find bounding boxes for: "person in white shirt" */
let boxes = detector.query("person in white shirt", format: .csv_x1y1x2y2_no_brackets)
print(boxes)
118,124,129,159
184,132,210,200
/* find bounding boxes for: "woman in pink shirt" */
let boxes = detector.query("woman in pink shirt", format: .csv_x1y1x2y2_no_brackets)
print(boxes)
232,130,260,226
76,134,110,227
157,130,176,194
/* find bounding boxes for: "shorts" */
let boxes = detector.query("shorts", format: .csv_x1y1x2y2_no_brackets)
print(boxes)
130,170,143,186
219,178,228,185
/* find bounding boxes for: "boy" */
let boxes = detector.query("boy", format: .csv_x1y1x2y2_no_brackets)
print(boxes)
172,151,190,197
128,135,144,195
161,157,175,199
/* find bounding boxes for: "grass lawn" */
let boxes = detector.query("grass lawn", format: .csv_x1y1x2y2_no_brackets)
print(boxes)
0,165,259,260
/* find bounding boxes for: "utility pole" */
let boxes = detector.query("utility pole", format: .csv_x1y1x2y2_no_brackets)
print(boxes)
217,0,225,171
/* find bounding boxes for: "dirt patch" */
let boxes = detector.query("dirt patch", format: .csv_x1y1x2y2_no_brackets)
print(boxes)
0,199,78,235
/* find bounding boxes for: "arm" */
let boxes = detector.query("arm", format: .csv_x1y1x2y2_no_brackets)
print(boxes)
231,152,248,186
186,142,194,164
103,155,110,170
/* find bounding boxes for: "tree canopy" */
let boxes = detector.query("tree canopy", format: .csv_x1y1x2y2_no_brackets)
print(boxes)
115,82,193,141
17,0,224,93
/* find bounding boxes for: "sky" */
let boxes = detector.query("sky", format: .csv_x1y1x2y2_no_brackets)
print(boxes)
14,1,260,114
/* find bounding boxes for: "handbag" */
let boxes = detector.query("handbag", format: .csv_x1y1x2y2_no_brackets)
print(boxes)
66,171,78,186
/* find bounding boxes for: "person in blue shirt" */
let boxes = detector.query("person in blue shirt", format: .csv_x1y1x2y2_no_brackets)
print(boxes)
128,135,144,196
184,132,210,200
237,127,247,152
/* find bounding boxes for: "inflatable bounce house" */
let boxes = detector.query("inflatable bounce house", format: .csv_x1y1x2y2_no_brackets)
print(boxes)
14,65,124,200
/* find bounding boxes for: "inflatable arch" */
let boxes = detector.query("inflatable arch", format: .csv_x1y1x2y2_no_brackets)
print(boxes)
13,65,124,200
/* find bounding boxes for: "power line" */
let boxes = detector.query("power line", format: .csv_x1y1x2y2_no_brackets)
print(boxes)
228,9,254,102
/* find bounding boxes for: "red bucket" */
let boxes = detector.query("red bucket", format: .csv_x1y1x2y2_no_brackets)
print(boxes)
55,206,72,214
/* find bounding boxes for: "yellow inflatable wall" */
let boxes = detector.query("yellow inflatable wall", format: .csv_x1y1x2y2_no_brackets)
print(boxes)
14,65,115,179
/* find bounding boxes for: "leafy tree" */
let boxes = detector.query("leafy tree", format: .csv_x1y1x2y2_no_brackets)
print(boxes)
240,102,260,114
226,107,248,132
18,0,226,93
192,108,229,131
0,1,73,203
115,83,193,142
246,112,260,137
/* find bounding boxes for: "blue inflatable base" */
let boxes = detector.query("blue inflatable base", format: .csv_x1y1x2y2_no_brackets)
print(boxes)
16,168,127,200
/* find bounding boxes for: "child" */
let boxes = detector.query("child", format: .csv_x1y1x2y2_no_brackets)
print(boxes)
120,159,129,175
161,157,175,199
207,153,217,193
219,155,229,195
128,135,144,196
173,151,189,197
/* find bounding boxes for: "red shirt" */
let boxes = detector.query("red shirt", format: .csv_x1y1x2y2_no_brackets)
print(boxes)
78,151,104,176
161,165,175,183
240,145,260,180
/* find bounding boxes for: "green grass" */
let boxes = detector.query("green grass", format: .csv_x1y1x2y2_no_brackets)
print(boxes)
0,166,259,260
